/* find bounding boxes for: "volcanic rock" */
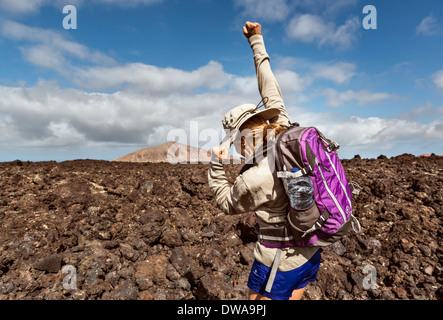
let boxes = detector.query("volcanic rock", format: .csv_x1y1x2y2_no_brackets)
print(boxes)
34,254,62,273
0,153,441,300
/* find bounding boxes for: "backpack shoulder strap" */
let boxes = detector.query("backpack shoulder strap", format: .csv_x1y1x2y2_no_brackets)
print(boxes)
315,128,340,153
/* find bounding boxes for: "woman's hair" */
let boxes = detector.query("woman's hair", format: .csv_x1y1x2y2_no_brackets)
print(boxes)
238,115,287,155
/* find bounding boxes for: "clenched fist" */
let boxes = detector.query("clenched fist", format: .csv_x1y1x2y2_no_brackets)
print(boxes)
243,21,262,39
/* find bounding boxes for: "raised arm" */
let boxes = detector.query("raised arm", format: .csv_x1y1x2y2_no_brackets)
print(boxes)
243,22,291,126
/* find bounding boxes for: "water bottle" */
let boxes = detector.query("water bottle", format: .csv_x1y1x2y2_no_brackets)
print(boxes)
287,168,314,210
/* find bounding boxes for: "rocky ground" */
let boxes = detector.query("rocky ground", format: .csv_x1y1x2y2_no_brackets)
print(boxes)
0,154,441,300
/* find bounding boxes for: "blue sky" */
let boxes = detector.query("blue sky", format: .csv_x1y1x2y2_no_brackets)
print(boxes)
0,0,442,162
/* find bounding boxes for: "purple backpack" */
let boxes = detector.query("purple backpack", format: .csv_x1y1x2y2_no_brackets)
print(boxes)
264,123,359,247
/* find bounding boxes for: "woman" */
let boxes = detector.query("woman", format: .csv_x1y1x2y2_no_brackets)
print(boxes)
208,22,320,300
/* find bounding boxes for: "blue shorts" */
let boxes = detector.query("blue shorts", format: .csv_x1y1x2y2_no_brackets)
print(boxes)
247,249,321,300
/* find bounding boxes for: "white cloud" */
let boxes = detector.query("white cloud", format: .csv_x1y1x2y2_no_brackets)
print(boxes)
94,0,164,7
234,0,290,22
332,117,443,146
274,57,358,87
291,107,443,158
0,13,440,160
312,62,357,85
292,0,359,17
44,121,88,147
72,60,230,93
322,88,393,108
274,69,310,93
1,20,115,72
20,45,68,74
234,0,358,22
234,0,361,50
0,19,265,151
286,14,360,49
399,103,443,122
1,79,441,160
416,14,442,36
432,69,443,89
0,0,162,14
287,14,330,42
0,0,49,14
272,70,312,105
0,65,262,150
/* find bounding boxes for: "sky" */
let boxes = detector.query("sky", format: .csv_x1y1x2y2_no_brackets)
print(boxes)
0,0,442,162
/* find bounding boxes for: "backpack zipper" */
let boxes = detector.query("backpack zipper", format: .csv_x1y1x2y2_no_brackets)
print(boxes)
324,151,352,210
315,158,347,223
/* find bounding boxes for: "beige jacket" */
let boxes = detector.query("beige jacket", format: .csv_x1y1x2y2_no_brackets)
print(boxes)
208,35,318,271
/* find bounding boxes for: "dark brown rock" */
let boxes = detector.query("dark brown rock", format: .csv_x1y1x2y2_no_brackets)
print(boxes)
0,154,441,300
34,254,62,273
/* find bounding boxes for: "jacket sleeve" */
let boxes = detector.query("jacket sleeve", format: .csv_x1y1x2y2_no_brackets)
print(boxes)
248,34,291,126
208,161,267,215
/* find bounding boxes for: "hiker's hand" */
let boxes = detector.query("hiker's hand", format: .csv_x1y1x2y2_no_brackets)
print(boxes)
212,146,230,160
243,21,261,39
